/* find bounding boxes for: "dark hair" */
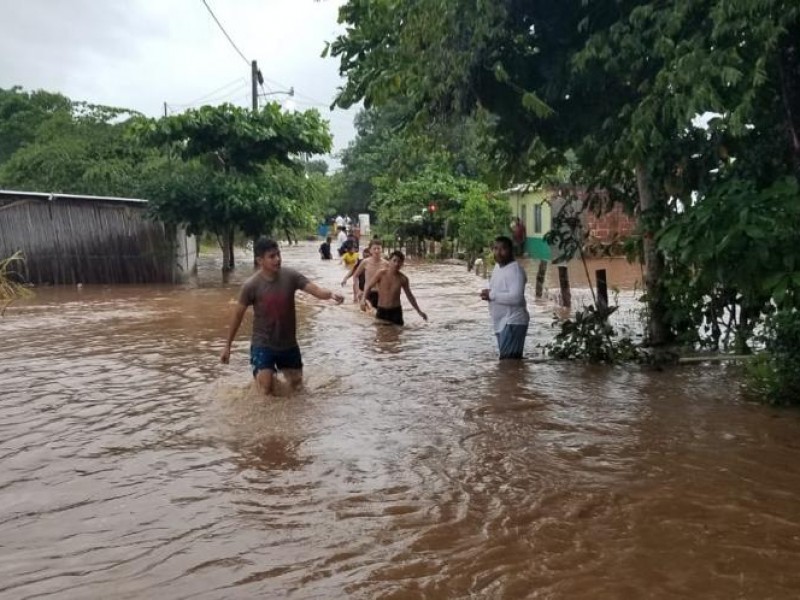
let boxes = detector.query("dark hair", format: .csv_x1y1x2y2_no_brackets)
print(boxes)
390,250,405,261
494,235,513,252
368,238,382,249
254,236,279,258
325,236,331,243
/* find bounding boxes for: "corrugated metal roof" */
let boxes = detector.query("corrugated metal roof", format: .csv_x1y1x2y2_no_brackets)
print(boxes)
500,182,537,195
0,189,148,205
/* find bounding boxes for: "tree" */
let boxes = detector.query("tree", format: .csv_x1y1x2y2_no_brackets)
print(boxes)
304,158,329,176
328,0,800,349
0,86,72,165
0,90,146,195
331,97,495,223
134,102,332,270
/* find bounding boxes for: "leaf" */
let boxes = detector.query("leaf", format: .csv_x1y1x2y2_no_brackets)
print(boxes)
521,92,554,119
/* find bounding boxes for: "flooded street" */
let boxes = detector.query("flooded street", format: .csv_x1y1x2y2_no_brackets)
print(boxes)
2,242,800,599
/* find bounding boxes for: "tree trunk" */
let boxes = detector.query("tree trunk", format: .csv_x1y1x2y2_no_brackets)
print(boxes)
778,22,800,177
227,229,235,271
635,163,671,346
219,233,231,273
219,228,235,272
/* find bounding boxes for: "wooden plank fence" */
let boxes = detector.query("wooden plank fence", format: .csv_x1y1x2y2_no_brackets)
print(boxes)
0,190,192,285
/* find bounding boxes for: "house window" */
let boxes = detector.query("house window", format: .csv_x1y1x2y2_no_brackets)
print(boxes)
519,204,526,230
534,204,543,233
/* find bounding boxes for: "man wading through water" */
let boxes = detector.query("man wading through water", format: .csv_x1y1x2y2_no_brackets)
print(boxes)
360,250,427,326
480,236,530,359
220,237,344,396
341,238,387,308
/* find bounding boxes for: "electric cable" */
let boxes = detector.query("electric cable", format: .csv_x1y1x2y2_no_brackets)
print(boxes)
200,0,250,66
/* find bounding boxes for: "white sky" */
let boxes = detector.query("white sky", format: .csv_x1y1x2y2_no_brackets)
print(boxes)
0,0,358,165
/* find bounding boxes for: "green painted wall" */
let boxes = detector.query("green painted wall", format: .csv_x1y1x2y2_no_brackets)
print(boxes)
504,187,551,260
525,237,551,260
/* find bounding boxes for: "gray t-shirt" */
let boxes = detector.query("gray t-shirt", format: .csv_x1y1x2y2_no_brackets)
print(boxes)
238,267,309,349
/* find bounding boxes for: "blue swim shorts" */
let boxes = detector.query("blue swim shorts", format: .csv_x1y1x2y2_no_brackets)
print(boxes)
250,345,303,376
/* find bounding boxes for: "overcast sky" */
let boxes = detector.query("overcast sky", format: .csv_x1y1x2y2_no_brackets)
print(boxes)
0,0,359,164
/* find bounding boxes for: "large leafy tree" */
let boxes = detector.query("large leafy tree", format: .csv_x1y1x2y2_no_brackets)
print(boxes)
0,88,146,195
372,167,506,242
134,103,332,269
328,0,800,348
330,96,496,224
0,86,72,164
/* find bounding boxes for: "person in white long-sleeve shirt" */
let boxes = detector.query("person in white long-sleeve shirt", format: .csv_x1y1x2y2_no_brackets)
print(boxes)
480,236,530,359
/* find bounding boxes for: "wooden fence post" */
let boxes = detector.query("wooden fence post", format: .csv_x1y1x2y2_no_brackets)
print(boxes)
535,260,547,298
596,268,608,310
558,265,571,308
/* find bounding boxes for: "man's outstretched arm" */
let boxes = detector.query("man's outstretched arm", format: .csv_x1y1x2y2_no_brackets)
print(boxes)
303,282,345,304
221,302,248,363
402,280,427,321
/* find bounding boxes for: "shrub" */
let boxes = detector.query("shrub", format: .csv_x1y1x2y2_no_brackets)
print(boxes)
545,305,643,363
745,310,800,405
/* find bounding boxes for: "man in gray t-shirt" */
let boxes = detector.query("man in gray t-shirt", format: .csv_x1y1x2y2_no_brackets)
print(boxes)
221,237,344,396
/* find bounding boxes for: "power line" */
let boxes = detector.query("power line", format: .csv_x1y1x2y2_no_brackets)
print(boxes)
166,82,250,113
200,0,250,67
169,77,248,107
262,75,329,106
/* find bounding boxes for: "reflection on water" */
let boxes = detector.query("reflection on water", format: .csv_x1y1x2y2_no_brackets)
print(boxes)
2,243,800,599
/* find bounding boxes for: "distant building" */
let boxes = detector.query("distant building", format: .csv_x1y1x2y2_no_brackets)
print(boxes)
501,184,553,260
502,184,637,260
0,189,196,285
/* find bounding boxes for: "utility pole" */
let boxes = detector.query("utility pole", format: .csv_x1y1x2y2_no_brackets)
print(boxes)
251,60,259,112
163,101,168,117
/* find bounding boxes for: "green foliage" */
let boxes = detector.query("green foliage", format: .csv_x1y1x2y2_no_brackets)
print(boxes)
546,305,643,363
330,100,495,219
459,190,509,255
132,102,331,173
0,89,147,195
329,0,800,354
658,176,800,351
745,310,800,405
133,103,332,242
370,167,508,251
0,88,335,272
0,86,72,164
304,158,329,176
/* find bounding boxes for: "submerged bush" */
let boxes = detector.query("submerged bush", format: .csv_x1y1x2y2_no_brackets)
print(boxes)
546,305,643,363
745,310,800,405
0,252,33,316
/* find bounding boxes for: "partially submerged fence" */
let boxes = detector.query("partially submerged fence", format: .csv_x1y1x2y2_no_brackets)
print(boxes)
0,190,195,285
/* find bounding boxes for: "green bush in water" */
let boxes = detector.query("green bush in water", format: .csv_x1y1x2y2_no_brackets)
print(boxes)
545,305,643,363
746,310,800,405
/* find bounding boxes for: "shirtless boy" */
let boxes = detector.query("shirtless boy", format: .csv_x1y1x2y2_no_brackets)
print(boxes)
360,250,427,325
342,239,387,307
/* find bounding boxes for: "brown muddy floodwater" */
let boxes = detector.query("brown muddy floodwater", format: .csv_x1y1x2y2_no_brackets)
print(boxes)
2,243,800,599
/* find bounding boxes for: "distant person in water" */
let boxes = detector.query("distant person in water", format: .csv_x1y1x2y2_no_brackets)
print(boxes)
342,238,387,308
220,237,344,396
360,250,427,326
340,243,360,289
343,247,371,305
319,236,332,260
480,235,529,359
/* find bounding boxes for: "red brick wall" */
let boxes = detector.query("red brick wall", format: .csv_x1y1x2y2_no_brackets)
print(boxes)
583,202,637,242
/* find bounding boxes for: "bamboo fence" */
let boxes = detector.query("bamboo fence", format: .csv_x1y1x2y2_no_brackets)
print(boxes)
0,192,179,285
